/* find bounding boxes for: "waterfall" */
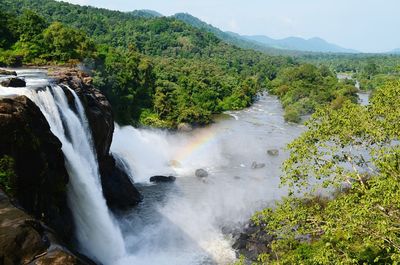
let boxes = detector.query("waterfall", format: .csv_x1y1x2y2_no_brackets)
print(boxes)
0,82,126,264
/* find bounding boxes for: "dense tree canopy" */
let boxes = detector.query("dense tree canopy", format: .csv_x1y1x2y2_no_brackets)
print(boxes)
247,81,400,264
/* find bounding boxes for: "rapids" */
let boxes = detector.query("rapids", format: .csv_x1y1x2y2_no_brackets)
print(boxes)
1,69,305,265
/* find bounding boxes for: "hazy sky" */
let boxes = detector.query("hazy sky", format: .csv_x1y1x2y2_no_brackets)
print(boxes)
61,0,400,53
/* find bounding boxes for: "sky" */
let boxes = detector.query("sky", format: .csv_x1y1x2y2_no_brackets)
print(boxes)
61,0,400,53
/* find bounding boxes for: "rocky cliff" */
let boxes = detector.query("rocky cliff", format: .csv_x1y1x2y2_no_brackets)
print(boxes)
49,69,142,210
0,68,142,264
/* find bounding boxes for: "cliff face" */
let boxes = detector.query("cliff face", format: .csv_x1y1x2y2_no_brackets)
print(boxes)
50,69,142,210
0,68,141,264
0,95,74,241
0,95,94,264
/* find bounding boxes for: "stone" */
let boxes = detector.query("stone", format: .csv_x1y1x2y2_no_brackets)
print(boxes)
49,68,143,212
99,155,142,211
251,161,266,169
1,77,26,87
195,168,209,178
177,123,193,132
150,175,177,183
0,69,17,76
267,149,279,156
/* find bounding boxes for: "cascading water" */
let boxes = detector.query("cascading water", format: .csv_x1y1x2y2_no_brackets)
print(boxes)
1,69,305,265
0,70,125,264
111,95,305,265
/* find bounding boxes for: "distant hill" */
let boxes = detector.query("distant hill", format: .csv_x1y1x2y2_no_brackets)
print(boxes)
172,13,295,55
388,48,400,54
173,13,358,54
128,9,163,18
244,35,358,53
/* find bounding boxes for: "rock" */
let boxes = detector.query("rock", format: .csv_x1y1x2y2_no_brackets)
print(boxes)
0,189,94,265
98,155,142,211
0,69,17,76
0,96,74,243
232,222,275,262
49,69,143,211
195,169,209,178
150,175,177,183
177,123,193,132
251,161,266,169
267,149,279,156
1,77,26,87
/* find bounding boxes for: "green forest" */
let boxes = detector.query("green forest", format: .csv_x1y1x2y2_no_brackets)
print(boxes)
0,0,366,127
0,1,399,264
243,81,400,264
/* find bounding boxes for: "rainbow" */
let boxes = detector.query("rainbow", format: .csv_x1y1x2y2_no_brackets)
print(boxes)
171,128,221,167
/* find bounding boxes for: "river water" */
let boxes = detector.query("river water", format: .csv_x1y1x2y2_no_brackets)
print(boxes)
1,70,305,264
112,95,305,265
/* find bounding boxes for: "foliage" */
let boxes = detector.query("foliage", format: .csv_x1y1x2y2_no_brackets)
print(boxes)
300,53,400,91
250,81,400,264
0,0,369,128
269,64,358,122
93,47,155,125
0,156,16,194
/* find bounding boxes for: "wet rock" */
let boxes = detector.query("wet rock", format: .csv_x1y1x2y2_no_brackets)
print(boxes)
0,69,17,76
177,123,193,132
195,168,209,178
1,77,26,87
0,96,73,243
0,189,94,265
99,155,142,211
251,161,266,169
50,69,143,211
232,222,275,262
150,175,177,183
267,149,279,156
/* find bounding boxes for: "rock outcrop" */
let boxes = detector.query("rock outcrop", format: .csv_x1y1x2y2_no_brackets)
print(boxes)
0,69,17,76
0,77,26,87
0,189,94,265
150,175,177,183
232,222,275,262
0,96,73,242
49,69,142,210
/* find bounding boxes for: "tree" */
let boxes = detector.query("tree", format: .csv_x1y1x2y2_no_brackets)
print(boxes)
251,81,400,264
43,22,95,62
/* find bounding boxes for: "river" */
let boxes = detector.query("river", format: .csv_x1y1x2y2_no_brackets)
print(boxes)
111,94,305,264
1,69,304,265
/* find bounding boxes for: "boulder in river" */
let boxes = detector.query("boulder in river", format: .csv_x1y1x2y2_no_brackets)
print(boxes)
267,149,279,156
0,69,17,76
150,175,177,183
195,168,209,178
251,161,266,169
177,122,193,132
1,77,26,87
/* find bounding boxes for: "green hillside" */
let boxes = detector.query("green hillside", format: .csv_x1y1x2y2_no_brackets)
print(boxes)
0,0,356,127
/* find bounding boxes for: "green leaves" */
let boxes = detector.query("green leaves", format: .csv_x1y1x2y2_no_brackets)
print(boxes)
250,81,400,264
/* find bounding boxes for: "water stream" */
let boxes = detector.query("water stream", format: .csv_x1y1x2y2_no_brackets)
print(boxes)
111,95,304,264
1,70,305,264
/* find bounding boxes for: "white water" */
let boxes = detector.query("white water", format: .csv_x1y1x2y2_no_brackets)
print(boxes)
111,95,304,265
1,70,304,264
0,70,125,264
